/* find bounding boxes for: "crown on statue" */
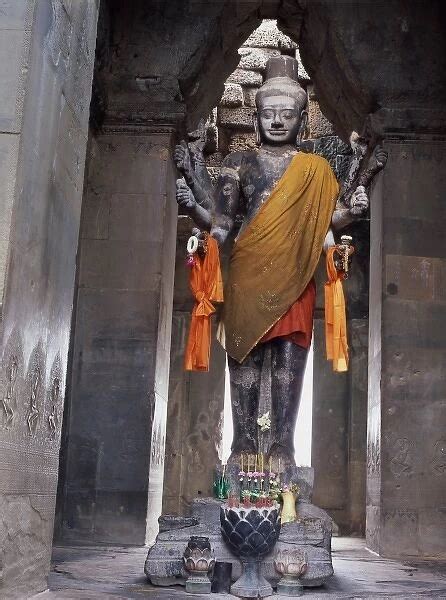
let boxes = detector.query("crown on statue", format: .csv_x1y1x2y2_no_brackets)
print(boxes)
256,56,307,110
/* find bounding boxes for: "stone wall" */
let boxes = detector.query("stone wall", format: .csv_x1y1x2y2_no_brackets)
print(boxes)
0,1,99,597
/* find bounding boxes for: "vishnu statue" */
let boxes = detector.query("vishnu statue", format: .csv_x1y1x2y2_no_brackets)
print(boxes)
175,56,387,470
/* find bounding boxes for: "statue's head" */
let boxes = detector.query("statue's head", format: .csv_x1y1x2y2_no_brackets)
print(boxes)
255,56,308,146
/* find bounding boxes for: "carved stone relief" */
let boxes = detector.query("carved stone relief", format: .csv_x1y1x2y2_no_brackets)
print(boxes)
26,367,42,436
48,377,61,438
389,437,413,477
2,356,18,428
431,440,446,475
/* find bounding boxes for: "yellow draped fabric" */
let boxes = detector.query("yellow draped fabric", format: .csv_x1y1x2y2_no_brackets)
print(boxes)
325,247,349,372
184,236,224,371
221,152,339,363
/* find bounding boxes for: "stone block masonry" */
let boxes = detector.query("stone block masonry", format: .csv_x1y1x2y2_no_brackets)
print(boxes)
0,1,99,598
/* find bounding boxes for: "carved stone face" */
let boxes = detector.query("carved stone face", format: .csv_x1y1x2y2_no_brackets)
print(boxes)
257,95,302,145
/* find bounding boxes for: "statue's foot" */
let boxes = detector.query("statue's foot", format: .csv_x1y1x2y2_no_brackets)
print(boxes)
267,443,296,472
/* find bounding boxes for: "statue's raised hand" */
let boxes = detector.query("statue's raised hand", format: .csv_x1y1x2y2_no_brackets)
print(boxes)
176,178,196,210
369,145,388,171
350,185,368,216
174,141,193,179
191,227,208,258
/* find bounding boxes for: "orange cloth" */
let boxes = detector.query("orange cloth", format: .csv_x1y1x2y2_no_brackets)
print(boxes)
184,236,224,371
261,278,315,349
325,247,348,372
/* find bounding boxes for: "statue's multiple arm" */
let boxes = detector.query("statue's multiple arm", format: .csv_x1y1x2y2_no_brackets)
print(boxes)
174,142,213,210
331,145,388,231
209,155,242,246
176,178,213,231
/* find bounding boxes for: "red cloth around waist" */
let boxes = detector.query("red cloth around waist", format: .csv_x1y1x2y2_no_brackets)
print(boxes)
260,278,316,349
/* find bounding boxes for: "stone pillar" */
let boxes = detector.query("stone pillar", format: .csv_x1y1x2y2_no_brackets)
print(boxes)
58,126,177,546
367,111,446,557
312,317,349,531
0,1,99,597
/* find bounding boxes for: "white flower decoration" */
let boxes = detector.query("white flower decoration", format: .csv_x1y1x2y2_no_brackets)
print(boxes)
257,411,271,432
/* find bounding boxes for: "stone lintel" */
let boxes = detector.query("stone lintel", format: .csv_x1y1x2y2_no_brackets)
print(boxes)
366,107,446,139
100,121,178,137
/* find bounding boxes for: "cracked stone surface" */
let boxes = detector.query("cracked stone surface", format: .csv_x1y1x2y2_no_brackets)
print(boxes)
32,538,446,599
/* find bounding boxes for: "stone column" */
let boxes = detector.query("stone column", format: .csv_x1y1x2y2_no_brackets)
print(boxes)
0,1,99,597
58,125,177,546
367,110,446,557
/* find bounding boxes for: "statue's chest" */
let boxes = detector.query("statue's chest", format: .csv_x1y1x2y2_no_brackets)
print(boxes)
239,154,294,216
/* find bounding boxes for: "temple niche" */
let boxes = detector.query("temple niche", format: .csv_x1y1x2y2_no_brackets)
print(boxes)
164,20,369,538
0,0,445,597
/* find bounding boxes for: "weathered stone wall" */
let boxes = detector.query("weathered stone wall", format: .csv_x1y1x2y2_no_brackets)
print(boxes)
0,1,99,597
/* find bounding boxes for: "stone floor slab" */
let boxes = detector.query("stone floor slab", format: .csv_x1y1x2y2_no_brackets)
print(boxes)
31,538,446,599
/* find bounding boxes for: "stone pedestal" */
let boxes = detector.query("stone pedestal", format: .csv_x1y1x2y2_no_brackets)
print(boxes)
145,495,333,589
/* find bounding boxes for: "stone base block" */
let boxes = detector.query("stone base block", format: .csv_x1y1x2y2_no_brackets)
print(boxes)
185,575,212,594
144,497,333,589
277,577,304,596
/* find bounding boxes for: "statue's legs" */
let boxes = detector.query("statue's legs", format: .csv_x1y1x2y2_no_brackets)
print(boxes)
227,344,264,456
269,338,309,466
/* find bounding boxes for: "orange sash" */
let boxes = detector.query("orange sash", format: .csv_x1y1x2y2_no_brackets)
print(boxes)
325,247,348,372
184,236,223,371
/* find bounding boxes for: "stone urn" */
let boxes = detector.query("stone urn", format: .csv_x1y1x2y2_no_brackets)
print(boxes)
183,536,215,594
220,503,281,598
274,548,308,596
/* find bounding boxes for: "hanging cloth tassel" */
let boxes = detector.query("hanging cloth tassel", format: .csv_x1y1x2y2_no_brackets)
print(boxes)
325,246,349,372
184,235,223,371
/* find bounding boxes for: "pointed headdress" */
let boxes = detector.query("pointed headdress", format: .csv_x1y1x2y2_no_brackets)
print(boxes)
256,55,307,110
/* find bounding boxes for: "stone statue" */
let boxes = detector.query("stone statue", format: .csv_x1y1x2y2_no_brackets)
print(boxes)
175,56,387,471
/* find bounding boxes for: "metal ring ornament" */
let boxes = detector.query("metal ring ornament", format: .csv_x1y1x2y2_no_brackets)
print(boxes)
187,235,199,255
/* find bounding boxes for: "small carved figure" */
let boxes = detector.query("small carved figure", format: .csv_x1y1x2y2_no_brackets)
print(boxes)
2,356,18,427
390,437,413,477
431,440,446,475
26,367,41,435
48,377,61,437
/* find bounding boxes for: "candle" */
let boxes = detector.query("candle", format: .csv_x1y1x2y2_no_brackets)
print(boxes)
269,456,272,473
254,454,257,473
278,458,281,474
241,453,244,473
247,454,250,473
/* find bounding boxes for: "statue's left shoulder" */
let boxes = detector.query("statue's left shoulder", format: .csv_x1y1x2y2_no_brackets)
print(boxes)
307,152,332,171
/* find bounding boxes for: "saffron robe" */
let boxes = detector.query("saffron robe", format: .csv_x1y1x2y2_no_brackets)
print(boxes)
221,152,339,363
